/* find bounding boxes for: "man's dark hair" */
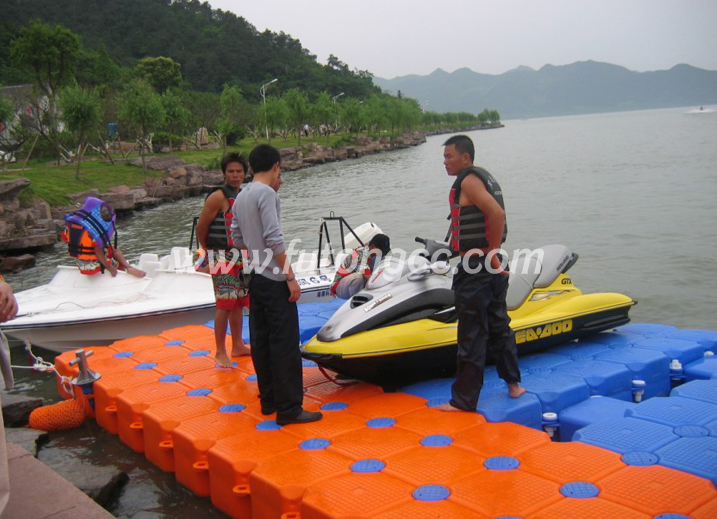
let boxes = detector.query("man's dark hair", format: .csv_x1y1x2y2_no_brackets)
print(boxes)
220,152,249,174
249,144,281,174
443,135,475,162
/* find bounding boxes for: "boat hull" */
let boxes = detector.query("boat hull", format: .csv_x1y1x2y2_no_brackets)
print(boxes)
302,295,635,386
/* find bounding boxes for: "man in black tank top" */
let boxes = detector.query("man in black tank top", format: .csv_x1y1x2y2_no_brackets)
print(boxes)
196,152,251,368
436,135,525,413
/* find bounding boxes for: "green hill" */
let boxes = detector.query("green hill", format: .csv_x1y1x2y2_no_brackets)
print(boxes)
0,0,378,100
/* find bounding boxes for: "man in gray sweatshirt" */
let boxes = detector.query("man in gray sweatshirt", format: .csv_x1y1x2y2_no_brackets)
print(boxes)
230,144,322,426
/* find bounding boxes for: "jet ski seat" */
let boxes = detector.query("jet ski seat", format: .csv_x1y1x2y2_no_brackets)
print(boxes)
506,244,575,310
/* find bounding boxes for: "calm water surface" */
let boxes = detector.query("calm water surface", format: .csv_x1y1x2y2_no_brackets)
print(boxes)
5,106,717,517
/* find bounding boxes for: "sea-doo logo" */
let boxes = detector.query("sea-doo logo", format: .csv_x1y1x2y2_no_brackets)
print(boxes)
363,293,393,313
561,277,573,285
516,319,573,344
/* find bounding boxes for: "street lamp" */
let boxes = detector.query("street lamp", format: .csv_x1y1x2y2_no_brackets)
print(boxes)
332,92,344,131
260,78,278,140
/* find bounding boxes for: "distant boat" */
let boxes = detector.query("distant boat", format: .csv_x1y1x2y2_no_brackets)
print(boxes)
685,106,716,114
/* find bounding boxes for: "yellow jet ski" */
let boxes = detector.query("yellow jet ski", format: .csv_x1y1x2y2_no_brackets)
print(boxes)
301,240,636,384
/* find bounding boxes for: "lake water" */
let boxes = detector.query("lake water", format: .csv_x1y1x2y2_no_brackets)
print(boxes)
4,105,717,517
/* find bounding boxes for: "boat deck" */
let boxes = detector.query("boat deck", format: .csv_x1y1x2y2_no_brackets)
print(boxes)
53,303,717,518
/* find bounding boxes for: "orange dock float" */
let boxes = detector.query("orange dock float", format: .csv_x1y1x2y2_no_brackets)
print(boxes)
54,322,717,519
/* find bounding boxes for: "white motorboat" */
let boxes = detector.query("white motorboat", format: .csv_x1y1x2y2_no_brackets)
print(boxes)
3,219,382,352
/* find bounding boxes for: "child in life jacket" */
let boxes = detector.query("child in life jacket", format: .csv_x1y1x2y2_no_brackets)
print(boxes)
63,197,145,278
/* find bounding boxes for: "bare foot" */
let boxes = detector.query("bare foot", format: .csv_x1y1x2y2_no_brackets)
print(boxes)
231,342,251,356
214,352,233,368
508,383,527,398
126,266,146,278
433,402,466,412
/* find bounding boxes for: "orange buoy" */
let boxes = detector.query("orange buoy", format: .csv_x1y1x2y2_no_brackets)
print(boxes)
29,399,86,431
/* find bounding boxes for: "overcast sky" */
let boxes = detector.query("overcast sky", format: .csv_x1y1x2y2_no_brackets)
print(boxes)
210,0,717,79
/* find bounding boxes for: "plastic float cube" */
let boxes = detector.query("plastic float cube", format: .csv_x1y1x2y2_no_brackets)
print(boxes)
302,379,383,405
393,405,485,436
372,499,485,519
597,464,717,515
334,391,426,419
207,423,303,519
382,442,484,487
518,352,572,373
54,346,134,400
299,471,416,519
663,328,717,351
588,330,644,347
550,340,612,360
449,463,562,517
655,436,717,485
559,396,637,441
574,417,678,454
631,337,707,366
671,378,717,404
93,365,164,434
172,407,258,497
115,378,189,452
141,393,219,472
248,442,355,519
521,371,592,413
519,441,625,484
531,496,656,519
152,353,216,377
452,422,551,459
594,347,671,399
684,355,717,381
625,395,717,428
553,359,634,400
476,388,544,428
619,323,679,336
330,419,424,461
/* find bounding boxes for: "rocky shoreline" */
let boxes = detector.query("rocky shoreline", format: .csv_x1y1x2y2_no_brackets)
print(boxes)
0,126,499,272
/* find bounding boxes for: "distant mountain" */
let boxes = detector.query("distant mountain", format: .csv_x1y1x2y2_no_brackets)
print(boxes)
373,61,717,119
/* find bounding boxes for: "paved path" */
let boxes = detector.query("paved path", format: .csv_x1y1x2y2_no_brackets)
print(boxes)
2,442,115,519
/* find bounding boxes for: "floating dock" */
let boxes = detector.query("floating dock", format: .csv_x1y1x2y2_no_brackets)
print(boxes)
53,303,717,518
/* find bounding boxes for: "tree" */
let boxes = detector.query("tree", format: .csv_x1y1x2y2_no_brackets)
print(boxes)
217,85,247,153
10,20,81,100
282,88,310,145
10,20,82,162
59,85,101,178
341,98,365,137
264,96,287,142
311,92,334,144
135,56,182,94
119,80,166,169
161,90,189,152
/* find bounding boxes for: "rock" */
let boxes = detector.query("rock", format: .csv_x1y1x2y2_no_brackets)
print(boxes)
41,457,129,506
0,253,36,273
1,393,44,427
0,178,31,201
129,187,148,200
4,427,49,456
100,192,135,212
134,197,161,210
31,199,52,220
106,185,131,194
68,189,100,206
203,142,220,150
202,170,223,186
0,232,57,251
168,166,187,179
144,154,185,172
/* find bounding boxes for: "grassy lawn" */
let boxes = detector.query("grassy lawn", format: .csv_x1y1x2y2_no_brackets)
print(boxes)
0,132,385,207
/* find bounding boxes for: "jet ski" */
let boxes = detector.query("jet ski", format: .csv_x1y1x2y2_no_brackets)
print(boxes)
301,238,636,384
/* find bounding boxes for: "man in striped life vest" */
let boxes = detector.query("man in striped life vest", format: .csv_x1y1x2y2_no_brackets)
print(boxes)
435,135,525,413
196,152,251,368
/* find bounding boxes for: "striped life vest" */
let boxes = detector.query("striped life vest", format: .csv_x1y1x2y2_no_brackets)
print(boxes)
205,185,238,251
449,166,508,251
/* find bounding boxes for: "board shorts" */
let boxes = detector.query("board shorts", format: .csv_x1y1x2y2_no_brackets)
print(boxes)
211,260,250,311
